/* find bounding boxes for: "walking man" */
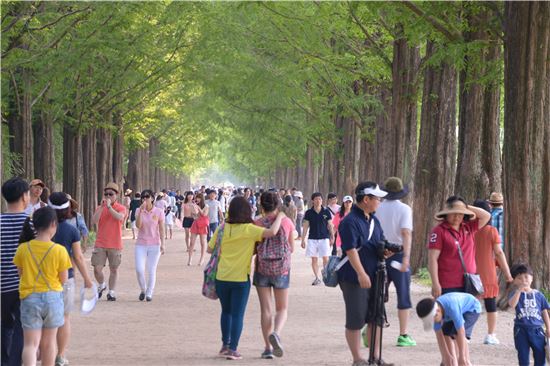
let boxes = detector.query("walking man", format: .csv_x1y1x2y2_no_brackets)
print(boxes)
1,178,30,366
91,182,127,301
377,177,416,347
301,192,334,285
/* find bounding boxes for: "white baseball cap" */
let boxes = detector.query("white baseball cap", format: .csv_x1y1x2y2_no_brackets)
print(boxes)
356,184,387,198
343,195,353,203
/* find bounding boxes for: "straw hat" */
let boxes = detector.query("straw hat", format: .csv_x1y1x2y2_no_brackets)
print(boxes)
488,192,503,204
434,200,476,221
104,182,119,193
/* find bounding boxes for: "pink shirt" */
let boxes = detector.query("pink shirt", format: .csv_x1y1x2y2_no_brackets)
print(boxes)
333,211,350,247
136,207,165,245
254,216,295,241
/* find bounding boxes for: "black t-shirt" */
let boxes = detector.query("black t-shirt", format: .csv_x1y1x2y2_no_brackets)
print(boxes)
303,206,332,239
129,199,141,221
175,195,184,207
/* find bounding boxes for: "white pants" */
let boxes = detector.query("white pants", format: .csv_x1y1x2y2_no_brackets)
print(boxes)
135,244,161,297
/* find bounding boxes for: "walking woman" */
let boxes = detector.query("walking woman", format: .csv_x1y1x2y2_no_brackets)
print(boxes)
189,193,209,266
332,195,353,256
14,207,72,366
472,199,513,345
281,195,297,228
49,192,94,366
254,192,295,359
135,189,166,301
208,197,286,360
182,191,195,252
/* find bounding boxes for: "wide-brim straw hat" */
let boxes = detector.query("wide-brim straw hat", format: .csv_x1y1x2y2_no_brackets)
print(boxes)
488,192,503,204
434,200,476,221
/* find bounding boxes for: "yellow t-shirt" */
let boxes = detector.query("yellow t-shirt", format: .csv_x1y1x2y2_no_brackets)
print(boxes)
13,240,72,299
208,223,264,282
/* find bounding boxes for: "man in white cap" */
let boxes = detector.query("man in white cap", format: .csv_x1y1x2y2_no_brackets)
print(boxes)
376,177,416,347
416,293,481,366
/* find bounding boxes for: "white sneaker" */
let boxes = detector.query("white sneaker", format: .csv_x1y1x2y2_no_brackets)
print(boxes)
484,334,500,345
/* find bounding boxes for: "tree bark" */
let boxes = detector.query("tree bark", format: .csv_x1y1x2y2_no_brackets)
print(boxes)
62,124,83,206
33,105,56,190
82,129,97,227
503,1,550,288
96,127,113,200
112,114,124,192
411,41,458,271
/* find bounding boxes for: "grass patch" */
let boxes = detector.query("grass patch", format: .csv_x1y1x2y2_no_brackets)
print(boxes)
414,267,432,287
541,288,550,303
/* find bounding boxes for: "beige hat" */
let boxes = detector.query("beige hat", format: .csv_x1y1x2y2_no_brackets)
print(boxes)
104,182,119,193
435,200,476,221
489,192,503,204
30,179,45,187
125,188,133,195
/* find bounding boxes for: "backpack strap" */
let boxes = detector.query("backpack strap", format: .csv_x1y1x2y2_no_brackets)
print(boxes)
26,242,56,292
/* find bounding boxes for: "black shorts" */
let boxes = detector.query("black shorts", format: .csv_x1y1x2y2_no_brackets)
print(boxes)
339,280,372,330
182,217,194,228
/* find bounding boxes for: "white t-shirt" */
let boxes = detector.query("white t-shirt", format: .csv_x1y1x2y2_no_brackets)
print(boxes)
165,212,174,226
376,199,413,245
206,199,221,223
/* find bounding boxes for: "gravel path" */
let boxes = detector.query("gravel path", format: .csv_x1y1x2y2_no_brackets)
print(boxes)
69,224,518,365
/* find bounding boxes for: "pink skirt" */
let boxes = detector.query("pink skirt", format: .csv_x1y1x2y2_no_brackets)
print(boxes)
190,215,209,235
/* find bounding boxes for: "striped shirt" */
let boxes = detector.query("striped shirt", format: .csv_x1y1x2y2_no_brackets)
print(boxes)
1,212,28,293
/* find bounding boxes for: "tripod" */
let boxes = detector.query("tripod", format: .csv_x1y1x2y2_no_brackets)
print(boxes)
367,257,388,366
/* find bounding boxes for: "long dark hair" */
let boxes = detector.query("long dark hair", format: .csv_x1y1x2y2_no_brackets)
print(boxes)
49,192,71,222
195,193,205,209
260,191,280,214
227,196,253,224
184,191,194,204
19,206,57,243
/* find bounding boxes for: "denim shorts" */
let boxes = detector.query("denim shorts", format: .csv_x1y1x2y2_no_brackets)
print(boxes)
253,271,290,289
20,291,64,329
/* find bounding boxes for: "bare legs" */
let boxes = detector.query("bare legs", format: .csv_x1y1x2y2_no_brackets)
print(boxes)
188,233,198,265
487,311,497,335
198,234,207,266
56,315,70,361
256,287,289,350
23,328,57,366
184,228,191,252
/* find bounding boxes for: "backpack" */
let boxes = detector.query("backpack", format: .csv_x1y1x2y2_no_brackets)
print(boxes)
202,223,225,300
256,217,291,277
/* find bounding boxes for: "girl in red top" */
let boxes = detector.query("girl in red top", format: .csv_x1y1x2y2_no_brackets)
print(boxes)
189,193,209,266
472,199,513,345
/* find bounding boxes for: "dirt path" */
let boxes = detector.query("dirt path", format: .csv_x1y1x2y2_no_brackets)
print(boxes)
70,224,518,365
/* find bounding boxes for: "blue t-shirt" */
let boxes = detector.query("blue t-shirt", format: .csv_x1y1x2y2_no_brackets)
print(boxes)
337,205,384,283
52,221,80,278
434,292,482,331
304,206,333,240
511,290,550,328
490,208,504,249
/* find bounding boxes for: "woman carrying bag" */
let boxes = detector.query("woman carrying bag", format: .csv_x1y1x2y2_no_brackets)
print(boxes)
207,197,285,360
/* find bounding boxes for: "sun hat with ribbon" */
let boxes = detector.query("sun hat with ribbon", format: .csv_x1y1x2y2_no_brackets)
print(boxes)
434,199,476,221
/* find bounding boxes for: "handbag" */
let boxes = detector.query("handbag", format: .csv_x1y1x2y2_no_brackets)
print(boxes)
322,219,374,287
202,223,225,300
452,233,484,296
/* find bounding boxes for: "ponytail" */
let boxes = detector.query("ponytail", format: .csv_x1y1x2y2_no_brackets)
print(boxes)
19,206,57,244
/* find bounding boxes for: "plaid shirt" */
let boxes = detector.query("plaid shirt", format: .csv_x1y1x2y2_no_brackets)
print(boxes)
491,207,504,250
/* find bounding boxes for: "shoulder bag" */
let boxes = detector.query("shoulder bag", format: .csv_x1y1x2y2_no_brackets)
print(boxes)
451,231,484,296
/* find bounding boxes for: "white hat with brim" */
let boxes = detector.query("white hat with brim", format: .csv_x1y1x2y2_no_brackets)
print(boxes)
80,283,98,315
420,305,437,332
356,184,387,198
434,200,476,221
343,195,353,203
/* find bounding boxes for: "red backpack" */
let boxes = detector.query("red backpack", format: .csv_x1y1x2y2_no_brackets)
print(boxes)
256,217,291,276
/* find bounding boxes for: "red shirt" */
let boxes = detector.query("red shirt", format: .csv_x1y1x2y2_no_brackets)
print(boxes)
95,202,127,250
427,219,479,288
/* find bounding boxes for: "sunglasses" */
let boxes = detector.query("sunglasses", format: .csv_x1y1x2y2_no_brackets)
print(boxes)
104,192,115,197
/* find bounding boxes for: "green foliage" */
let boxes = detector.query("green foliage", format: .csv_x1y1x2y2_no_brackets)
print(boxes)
415,267,432,287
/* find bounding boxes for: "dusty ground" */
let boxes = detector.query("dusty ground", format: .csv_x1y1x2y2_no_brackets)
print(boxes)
69,223,518,365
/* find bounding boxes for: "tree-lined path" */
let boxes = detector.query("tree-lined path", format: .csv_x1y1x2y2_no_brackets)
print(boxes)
68,226,517,365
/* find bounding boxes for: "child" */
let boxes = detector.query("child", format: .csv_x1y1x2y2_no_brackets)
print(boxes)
165,206,174,240
508,263,550,366
13,207,72,366
416,292,482,366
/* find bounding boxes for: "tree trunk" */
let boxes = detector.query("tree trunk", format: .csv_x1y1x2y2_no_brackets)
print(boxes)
455,8,502,202
96,127,113,201
82,129,98,227
112,114,124,192
62,125,83,206
34,106,55,190
411,41,458,271
391,37,420,190
503,1,550,288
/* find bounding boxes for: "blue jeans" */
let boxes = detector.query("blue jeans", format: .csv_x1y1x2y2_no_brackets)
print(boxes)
208,222,219,242
1,290,23,366
514,326,547,366
215,279,251,351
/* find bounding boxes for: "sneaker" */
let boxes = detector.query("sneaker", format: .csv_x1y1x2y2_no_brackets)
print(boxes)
106,291,116,301
396,334,417,347
97,283,106,299
312,278,322,286
375,359,394,366
139,292,145,301
146,296,152,302
268,332,283,357
219,345,230,357
55,355,69,366
483,334,500,345
225,350,242,360
351,360,368,366
261,349,274,359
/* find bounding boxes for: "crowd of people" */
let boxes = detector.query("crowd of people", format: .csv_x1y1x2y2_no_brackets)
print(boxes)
1,176,549,366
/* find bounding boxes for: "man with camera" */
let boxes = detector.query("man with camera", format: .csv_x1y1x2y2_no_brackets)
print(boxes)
337,181,394,366
376,177,416,347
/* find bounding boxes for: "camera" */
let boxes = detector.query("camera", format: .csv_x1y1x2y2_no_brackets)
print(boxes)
376,240,403,259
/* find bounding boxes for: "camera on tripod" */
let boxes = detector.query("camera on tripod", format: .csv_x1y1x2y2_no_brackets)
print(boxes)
376,239,403,260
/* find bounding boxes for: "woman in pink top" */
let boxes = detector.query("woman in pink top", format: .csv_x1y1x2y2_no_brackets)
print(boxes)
332,195,353,256
135,189,165,301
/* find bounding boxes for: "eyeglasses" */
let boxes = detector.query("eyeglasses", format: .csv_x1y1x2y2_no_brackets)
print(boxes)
104,192,115,197
370,196,381,202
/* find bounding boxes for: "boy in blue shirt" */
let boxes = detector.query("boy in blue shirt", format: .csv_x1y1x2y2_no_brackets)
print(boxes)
416,292,482,366
508,263,550,366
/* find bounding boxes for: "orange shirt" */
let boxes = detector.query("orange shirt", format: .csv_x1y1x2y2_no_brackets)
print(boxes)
474,225,501,298
95,202,126,249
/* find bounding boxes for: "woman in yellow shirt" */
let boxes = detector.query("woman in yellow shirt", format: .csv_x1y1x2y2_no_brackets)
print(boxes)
13,207,72,366
207,196,285,360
